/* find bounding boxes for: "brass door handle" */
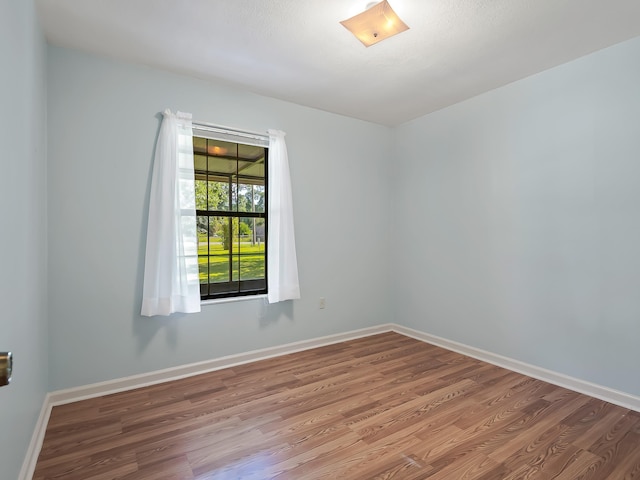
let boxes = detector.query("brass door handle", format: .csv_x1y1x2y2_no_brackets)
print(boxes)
0,352,12,386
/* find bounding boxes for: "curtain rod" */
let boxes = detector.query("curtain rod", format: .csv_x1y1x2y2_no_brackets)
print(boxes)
192,120,268,142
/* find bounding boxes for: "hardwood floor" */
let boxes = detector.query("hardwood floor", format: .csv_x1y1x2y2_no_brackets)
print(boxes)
33,332,640,479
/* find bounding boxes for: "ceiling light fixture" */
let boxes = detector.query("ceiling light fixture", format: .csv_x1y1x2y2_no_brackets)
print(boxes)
340,0,409,47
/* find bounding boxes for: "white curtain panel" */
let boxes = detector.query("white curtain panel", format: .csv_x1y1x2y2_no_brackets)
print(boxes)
141,110,201,316
267,130,301,303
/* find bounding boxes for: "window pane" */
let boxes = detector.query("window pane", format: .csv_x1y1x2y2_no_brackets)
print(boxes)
207,140,237,175
254,218,266,244
237,143,264,161
194,153,207,172
239,217,265,281
230,218,241,281
207,139,236,162
230,181,238,212
193,137,207,154
196,215,210,245
208,180,230,211
208,216,230,283
195,179,208,210
210,216,229,250
208,252,230,283
253,185,265,213
237,144,266,178
239,218,252,240
232,254,240,282
239,249,265,281
197,215,210,284
238,183,252,212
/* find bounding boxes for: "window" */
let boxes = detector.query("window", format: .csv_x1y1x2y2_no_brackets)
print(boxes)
193,130,268,300
142,113,298,316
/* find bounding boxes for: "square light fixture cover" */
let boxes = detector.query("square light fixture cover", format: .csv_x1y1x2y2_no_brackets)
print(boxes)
340,0,409,47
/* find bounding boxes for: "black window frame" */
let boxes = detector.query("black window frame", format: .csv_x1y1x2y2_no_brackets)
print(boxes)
194,133,268,301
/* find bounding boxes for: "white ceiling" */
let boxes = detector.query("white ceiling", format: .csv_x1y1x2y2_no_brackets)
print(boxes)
36,0,640,126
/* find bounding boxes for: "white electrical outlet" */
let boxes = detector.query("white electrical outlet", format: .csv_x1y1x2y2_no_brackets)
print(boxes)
319,297,326,309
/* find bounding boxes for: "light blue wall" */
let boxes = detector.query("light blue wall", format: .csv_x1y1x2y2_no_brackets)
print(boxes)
46,47,392,390
394,36,640,396
0,0,48,478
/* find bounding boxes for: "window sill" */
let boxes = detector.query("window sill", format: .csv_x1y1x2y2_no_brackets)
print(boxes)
201,294,267,306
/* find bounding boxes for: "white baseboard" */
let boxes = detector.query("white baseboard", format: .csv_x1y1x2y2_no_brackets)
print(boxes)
392,324,640,413
19,393,53,480
21,322,640,479
48,324,394,406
